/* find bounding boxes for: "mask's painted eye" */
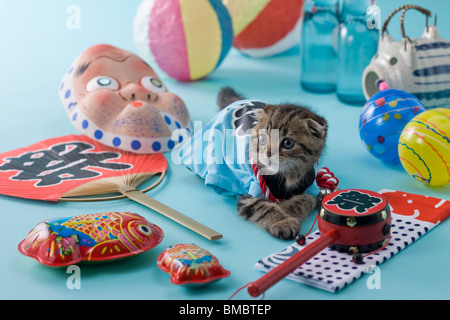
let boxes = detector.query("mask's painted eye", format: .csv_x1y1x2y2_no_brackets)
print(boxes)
137,224,152,236
281,138,295,149
86,76,119,92
140,76,166,93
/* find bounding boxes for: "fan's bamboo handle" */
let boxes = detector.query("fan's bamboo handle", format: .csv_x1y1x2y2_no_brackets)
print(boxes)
122,188,223,241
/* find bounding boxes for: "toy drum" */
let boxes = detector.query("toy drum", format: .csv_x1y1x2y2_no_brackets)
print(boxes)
319,189,391,254
247,189,391,297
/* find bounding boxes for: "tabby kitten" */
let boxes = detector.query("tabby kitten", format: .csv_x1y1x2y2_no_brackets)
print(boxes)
218,87,328,240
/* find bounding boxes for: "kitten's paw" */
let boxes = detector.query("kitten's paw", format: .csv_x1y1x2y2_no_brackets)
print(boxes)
237,195,261,220
237,195,300,240
269,218,301,240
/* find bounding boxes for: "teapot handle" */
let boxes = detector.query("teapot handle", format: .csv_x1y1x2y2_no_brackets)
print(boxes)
381,4,432,49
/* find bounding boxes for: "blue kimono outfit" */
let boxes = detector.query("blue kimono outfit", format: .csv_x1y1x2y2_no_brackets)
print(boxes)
177,100,319,201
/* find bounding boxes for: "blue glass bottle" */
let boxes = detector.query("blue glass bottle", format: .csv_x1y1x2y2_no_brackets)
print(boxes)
300,0,339,93
336,0,380,105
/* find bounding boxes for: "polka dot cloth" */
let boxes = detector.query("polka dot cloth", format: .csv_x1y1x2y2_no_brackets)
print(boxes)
255,201,439,293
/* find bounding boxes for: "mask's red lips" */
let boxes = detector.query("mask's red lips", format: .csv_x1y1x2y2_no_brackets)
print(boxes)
131,101,143,108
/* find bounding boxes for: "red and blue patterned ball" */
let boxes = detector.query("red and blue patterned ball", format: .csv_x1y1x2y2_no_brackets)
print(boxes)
359,81,426,165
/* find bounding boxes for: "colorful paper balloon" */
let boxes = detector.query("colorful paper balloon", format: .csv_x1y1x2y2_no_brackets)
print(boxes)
18,212,164,267
223,0,304,58
398,108,450,186
359,80,426,164
133,0,233,81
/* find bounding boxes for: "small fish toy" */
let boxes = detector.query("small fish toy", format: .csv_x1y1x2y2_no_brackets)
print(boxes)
157,243,230,285
18,212,164,267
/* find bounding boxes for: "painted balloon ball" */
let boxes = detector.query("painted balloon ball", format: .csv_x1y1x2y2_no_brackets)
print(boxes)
223,0,304,58
134,0,233,81
398,108,450,186
359,80,426,165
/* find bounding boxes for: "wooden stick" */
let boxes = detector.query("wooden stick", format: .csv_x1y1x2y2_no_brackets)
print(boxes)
121,188,223,241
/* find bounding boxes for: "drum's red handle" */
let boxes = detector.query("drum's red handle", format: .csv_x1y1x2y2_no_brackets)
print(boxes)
248,229,340,297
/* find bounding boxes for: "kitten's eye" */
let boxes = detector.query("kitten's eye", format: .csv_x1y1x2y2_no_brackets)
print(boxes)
140,76,166,93
258,134,268,146
86,76,119,92
281,138,295,149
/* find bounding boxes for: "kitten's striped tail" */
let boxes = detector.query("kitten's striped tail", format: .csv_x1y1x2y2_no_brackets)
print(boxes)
217,87,245,110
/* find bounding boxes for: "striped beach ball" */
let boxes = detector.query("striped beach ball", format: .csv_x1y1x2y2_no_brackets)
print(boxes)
223,0,304,58
398,108,450,186
133,0,233,81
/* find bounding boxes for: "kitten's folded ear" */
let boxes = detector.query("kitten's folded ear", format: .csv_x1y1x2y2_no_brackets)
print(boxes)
306,118,328,138
217,87,245,110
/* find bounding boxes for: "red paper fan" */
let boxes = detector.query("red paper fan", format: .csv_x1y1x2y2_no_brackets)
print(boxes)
0,135,166,201
0,135,222,240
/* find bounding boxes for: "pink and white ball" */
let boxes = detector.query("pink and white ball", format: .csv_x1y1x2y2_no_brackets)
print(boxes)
223,0,304,58
133,0,233,81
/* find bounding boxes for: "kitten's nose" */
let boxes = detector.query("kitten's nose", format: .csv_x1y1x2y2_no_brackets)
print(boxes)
266,144,271,157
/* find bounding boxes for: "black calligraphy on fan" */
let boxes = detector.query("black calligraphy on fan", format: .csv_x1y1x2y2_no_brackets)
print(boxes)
0,142,132,187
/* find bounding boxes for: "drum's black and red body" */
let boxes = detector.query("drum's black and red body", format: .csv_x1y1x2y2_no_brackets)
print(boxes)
319,189,391,253
247,189,392,298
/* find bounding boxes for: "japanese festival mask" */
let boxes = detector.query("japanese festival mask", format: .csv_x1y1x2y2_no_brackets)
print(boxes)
59,44,192,154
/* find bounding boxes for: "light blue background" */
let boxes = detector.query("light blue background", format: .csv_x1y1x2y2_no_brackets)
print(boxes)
0,0,448,300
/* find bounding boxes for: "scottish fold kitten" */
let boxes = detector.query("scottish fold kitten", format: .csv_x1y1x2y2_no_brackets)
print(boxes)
218,87,328,240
